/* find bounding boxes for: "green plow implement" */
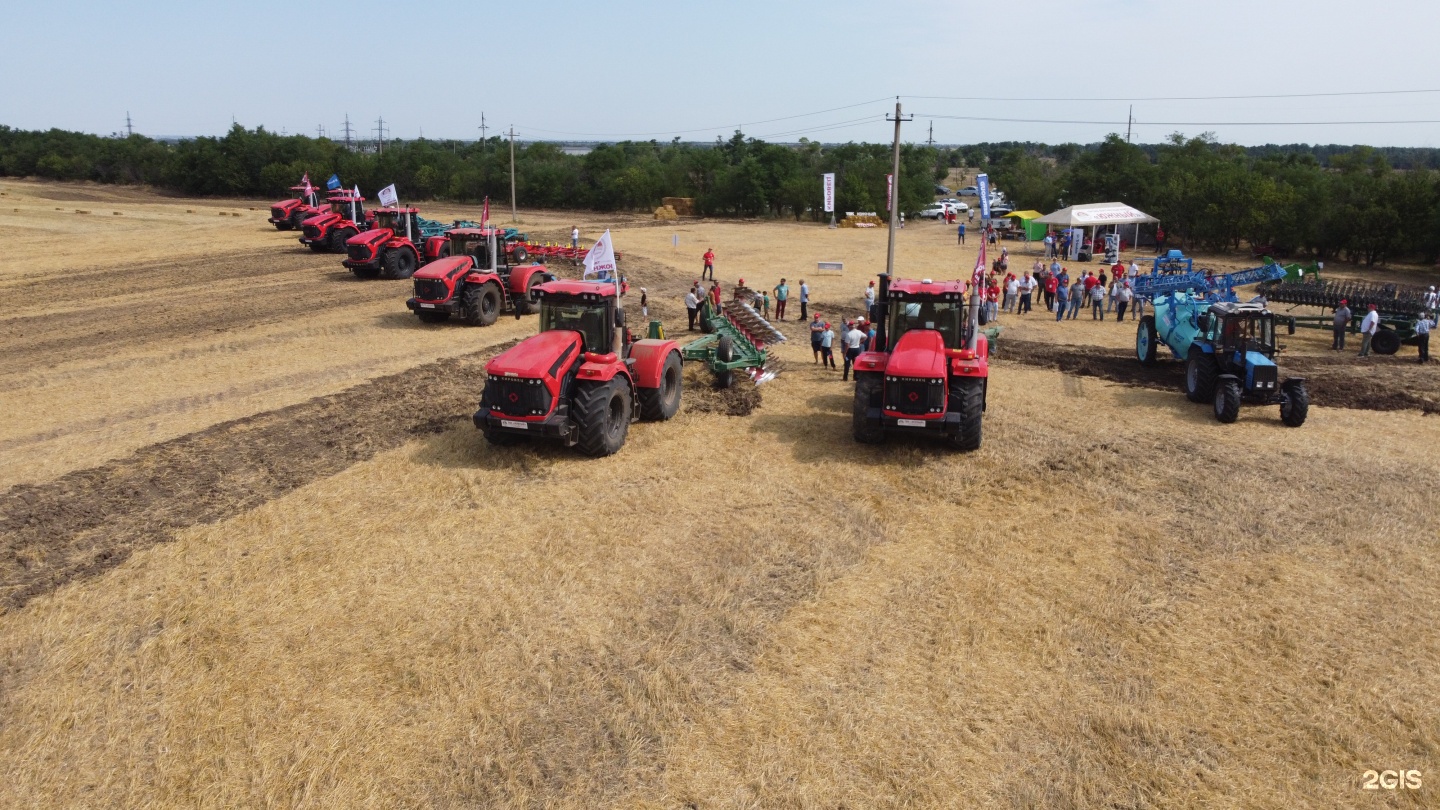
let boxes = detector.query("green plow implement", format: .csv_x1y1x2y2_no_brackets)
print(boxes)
650,288,785,387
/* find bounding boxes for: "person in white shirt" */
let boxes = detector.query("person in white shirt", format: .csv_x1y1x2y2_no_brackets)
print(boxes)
1128,259,1140,280
570,226,580,249
863,281,876,314
1115,281,1134,321
1004,275,1020,312
1425,286,1438,311
1358,304,1381,357
799,280,811,321
841,323,867,380
1043,233,1054,258
684,290,699,331
1017,272,1036,314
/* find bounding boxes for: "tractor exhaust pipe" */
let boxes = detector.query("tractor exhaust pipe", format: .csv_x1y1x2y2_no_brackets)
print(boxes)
874,273,891,353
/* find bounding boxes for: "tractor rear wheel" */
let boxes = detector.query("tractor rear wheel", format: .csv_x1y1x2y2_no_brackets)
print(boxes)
1371,328,1402,355
1136,315,1159,366
330,228,355,253
573,378,630,457
416,311,449,324
1279,379,1309,427
949,376,984,451
638,351,683,421
515,273,542,315
1214,377,1242,424
852,373,885,444
714,335,735,389
460,282,501,326
1185,346,1217,403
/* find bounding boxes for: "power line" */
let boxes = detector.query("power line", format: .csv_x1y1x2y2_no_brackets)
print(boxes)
905,88,1440,103
915,113,1440,127
514,95,894,139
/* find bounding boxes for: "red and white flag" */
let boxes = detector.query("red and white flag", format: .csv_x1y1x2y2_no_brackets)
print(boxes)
301,173,312,196
481,196,490,226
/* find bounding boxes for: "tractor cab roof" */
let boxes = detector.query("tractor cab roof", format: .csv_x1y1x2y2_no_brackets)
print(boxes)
328,191,363,201
1208,301,1269,318
887,278,968,300
374,206,421,215
534,280,620,301
288,184,313,191
446,227,490,238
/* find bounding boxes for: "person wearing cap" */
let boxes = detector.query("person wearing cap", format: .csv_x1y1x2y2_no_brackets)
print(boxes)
841,320,867,381
819,322,836,369
701,248,715,280
809,313,825,363
1332,299,1351,350
684,287,700,331
1358,303,1380,357
1425,286,1439,312
863,280,876,317
639,287,648,318
773,278,789,321
1415,310,1434,363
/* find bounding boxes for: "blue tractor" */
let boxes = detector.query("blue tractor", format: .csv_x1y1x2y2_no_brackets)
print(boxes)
1133,261,1309,427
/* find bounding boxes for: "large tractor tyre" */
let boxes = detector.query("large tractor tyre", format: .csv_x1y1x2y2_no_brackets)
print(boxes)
307,239,330,253
461,282,502,327
351,265,381,280
1213,377,1242,424
436,242,452,259
948,376,985,451
638,351,683,421
382,248,418,280
573,378,631,457
1371,328,1402,355
510,244,529,264
1185,346,1218,403
978,304,990,326
1136,315,1159,366
330,228,355,253
714,335,735,389
515,273,543,315
289,211,307,230
274,219,292,231
852,373,885,444
1279,379,1310,428
416,311,450,324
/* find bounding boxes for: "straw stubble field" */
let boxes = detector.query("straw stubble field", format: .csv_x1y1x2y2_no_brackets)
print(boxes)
0,180,1437,808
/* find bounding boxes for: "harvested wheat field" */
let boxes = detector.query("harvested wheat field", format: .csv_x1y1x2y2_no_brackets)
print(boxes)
1,179,1438,808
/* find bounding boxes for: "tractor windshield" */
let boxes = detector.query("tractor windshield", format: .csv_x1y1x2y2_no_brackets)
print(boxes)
372,211,399,231
1220,315,1276,355
540,300,611,354
888,298,967,349
329,201,355,216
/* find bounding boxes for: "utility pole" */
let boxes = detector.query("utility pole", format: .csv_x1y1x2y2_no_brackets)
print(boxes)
927,120,935,147
884,99,912,280
316,124,325,138
124,112,134,138
478,112,488,145
342,114,354,150
508,126,517,223
1126,105,1133,143
374,115,388,154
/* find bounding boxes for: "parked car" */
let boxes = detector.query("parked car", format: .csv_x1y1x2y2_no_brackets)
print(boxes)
939,198,970,211
917,203,949,219
934,184,951,195
957,185,980,197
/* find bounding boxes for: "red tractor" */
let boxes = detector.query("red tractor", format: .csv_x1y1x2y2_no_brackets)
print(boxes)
298,190,372,253
343,207,432,279
473,279,683,456
851,273,989,450
268,185,324,231
405,228,555,324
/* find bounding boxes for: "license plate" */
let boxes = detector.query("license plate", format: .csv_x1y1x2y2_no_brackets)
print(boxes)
896,418,926,428
420,303,435,308
500,420,528,430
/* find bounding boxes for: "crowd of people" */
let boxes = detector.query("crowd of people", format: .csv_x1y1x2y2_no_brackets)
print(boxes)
984,251,1146,326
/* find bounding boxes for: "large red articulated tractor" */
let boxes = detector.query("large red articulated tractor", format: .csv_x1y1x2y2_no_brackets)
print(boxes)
298,190,372,253
343,207,431,279
405,228,555,324
473,279,683,457
268,185,324,231
851,273,989,450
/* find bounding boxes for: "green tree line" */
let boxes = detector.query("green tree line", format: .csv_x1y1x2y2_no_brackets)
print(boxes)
3,124,1438,264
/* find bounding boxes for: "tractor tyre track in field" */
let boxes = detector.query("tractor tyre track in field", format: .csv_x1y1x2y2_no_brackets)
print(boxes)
0,340,517,614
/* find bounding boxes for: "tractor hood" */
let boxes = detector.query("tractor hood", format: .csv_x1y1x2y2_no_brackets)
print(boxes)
886,330,948,378
414,256,472,280
302,211,339,228
348,228,393,247
487,330,583,380
271,199,301,213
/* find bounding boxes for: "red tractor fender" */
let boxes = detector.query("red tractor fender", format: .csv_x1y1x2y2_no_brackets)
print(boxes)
627,339,681,389
422,235,448,261
463,270,503,289
946,334,990,378
576,352,630,385
507,263,547,294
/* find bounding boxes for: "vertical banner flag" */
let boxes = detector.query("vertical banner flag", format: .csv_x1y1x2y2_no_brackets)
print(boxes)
583,230,618,281
377,184,398,207
822,173,835,213
301,173,313,197
326,174,341,191
976,173,991,220
886,173,894,213
481,196,490,226
351,185,360,224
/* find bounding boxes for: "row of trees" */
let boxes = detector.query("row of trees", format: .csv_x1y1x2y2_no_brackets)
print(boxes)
2,124,1438,264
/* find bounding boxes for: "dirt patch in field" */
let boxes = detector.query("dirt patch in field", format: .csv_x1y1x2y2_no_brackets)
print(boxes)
681,364,762,416
1001,338,1440,414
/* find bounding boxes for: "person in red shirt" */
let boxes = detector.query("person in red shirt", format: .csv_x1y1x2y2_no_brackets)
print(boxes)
986,277,1001,322
1083,271,1099,292
1043,273,1059,311
702,248,715,280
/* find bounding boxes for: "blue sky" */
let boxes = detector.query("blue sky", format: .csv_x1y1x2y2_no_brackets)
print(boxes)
3,0,1436,147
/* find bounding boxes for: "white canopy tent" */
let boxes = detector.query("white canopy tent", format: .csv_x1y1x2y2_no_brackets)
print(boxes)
1035,202,1158,260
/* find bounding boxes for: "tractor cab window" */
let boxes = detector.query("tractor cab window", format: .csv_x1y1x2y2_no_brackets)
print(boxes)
541,300,611,354
1217,315,1275,354
889,298,966,349
372,211,399,231
329,201,349,215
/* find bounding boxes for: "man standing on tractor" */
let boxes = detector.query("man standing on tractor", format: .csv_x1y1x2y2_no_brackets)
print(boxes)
1359,304,1380,357
702,248,715,281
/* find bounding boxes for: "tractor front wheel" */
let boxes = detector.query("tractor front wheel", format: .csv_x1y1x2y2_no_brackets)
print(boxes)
949,376,984,451
382,248,418,279
1279,379,1309,427
1136,315,1158,366
460,282,501,326
1185,346,1217,403
573,378,631,457
351,265,380,280
308,239,329,253
330,228,355,253
638,350,683,421
1214,377,1242,424
289,211,306,230
852,373,884,444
